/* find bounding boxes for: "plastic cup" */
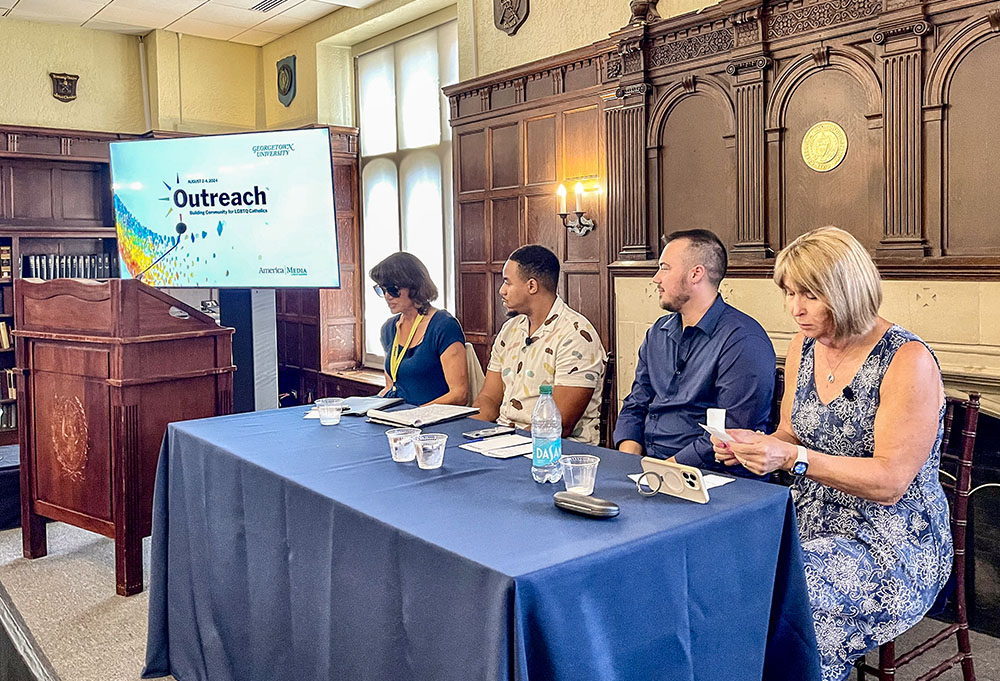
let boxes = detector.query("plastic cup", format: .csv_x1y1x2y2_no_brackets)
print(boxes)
315,398,346,425
386,427,421,462
561,454,600,495
414,433,448,470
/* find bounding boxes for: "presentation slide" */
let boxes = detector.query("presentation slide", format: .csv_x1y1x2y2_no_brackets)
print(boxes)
110,128,340,288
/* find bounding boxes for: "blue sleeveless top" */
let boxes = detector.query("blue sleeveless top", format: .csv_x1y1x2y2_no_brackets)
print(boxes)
791,325,952,679
380,310,465,406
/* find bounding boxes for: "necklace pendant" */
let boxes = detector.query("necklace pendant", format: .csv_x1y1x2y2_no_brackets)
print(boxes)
827,373,835,383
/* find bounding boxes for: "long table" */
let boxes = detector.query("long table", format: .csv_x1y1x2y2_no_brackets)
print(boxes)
143,406,821,681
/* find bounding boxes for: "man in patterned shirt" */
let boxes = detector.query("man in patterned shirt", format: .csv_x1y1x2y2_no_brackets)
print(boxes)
472,245,607,444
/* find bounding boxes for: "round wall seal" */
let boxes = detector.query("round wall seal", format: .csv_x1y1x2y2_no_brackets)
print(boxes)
277,64,293,97
801,121,848,172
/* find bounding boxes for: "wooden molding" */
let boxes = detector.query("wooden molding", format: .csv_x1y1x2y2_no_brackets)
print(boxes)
609,257,1000,280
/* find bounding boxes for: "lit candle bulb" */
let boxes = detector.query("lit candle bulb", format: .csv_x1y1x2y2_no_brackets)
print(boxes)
557,184,567,213
574,182,584,213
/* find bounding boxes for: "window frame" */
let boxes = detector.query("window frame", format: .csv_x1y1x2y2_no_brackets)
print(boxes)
354,21,458,369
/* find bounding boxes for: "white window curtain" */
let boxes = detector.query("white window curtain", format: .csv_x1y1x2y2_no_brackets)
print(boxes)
357,21,458,364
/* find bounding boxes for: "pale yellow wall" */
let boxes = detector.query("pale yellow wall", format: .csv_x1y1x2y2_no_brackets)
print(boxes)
0,18,145,133
261,0,455,129
471,0,719,77
0,0,720,137
145,30,263,133
472,0,626,76
614,276,1000,417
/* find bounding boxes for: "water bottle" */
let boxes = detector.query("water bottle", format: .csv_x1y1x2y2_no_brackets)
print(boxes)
531,384,563,483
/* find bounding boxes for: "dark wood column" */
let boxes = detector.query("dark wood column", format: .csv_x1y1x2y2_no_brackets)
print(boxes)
875,13,930,256
605,26,655,262
727,8,771,258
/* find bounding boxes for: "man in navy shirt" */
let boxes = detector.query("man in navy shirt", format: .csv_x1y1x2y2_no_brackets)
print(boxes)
613,229,775,477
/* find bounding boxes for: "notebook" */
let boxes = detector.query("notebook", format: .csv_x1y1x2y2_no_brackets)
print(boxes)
340,396,403,416
366,404,479,428
303,396,403,419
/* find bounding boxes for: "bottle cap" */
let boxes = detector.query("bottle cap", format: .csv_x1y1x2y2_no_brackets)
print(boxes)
539,384,553,395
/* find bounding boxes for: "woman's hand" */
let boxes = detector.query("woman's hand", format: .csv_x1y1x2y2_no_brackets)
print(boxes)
726,430,798,477
710,434,740,467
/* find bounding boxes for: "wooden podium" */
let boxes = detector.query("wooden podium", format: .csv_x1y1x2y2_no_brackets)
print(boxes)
13,279,235,595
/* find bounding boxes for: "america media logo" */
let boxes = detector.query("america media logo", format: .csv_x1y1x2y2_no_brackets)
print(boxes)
259,265,309,276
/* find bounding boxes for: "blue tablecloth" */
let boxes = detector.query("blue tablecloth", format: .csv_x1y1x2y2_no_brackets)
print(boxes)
144,406,820,681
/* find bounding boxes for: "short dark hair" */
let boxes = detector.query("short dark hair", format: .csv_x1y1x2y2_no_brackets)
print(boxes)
369,252,438,314
508,245,559,292
663,229,728,287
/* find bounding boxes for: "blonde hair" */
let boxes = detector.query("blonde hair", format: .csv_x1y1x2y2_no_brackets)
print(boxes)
773,227,882,339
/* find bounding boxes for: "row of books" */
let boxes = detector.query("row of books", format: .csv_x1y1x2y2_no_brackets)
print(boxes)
0,322,10,350
23,253,118,280
2,370,14,400
0,246,11,279
0,402,15,430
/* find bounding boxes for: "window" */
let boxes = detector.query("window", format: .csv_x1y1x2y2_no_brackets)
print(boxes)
357,22,458,363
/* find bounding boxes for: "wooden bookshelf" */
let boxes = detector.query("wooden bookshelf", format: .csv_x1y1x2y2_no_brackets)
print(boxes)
0,124,133,446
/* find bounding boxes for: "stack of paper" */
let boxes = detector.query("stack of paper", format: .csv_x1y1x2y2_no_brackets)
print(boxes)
459,434,533,459
366,404,479,428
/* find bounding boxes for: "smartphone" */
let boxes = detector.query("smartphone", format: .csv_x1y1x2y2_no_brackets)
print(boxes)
462,425,516,439
638,457,711,504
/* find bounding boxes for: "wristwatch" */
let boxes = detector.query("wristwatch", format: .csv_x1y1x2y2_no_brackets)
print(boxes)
791,445,809,477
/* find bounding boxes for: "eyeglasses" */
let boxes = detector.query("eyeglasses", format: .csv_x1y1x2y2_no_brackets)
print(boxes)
373,284,401,298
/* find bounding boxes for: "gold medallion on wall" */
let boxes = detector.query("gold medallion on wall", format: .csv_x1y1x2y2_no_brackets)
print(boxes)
801,121,848,172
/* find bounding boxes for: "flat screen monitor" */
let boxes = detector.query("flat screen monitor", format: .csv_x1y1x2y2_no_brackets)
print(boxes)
109,128,340,288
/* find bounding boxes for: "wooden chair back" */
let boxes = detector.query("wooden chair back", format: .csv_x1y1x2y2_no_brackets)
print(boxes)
598,353,616,448
856,392,980,681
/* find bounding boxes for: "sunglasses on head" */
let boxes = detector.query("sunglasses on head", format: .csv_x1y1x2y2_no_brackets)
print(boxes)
373,284,401,298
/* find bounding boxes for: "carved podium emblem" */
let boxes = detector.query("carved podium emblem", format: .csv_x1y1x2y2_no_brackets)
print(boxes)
494,0,528,36
52,395,89,481
49,73,79,102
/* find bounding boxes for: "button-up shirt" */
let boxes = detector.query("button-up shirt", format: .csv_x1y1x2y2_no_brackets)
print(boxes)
613,294,775,476
488,296,606,444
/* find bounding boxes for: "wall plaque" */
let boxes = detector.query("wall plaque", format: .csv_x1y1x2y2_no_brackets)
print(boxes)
277,55,296,107
495,0,528,36
49,73,79,102
801,121,848,172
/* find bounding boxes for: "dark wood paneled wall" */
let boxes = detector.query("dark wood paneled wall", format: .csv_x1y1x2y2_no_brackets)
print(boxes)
275,127,360,404
446,0,1000,361
445,50,610,364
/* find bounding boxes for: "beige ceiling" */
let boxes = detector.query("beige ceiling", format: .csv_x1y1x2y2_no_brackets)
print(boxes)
0,0,380,46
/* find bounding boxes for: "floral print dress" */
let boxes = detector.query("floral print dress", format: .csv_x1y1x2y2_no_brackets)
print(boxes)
791,325,952,681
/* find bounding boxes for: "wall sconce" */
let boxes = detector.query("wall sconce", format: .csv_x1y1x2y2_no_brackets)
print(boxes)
557,182,595,236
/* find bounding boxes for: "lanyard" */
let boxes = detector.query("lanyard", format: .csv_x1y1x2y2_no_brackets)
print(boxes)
389,314,424,383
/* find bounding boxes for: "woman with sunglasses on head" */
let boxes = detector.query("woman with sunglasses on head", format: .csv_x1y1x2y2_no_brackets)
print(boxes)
370,252,469,406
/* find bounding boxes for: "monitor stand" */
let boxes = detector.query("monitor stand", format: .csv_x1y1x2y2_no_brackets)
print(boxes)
219,288,278,413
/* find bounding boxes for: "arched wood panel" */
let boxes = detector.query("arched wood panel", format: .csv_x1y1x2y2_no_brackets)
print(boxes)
657,94,737,245
780,69,883,249
943,35,1000,254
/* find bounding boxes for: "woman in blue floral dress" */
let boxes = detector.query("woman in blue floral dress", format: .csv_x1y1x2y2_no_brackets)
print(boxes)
712,227,952,681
